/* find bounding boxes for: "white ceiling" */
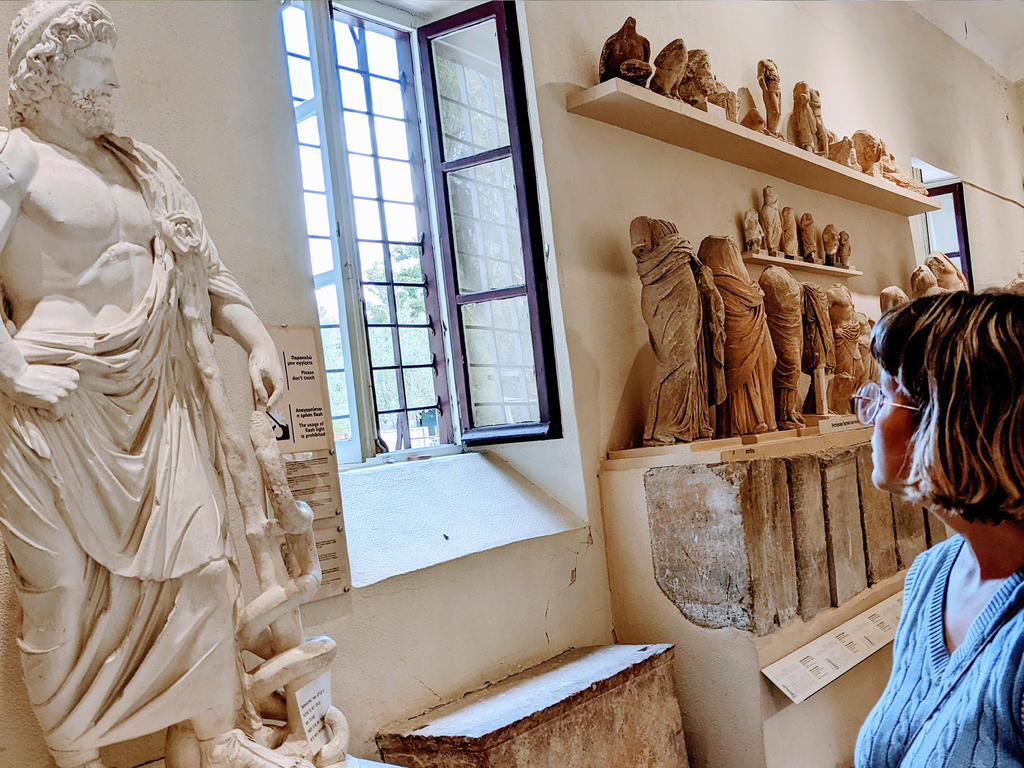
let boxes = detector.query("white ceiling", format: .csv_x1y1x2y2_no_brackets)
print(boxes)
910,2,1024,84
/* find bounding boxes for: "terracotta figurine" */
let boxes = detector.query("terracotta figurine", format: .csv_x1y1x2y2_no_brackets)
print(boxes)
821,224,839,267
699,235,777,436
828,135,857,169
740,105,768,133
742,208,765,253
880,286,911,313
757,59,782,137
837,230,851,269
650,38,687,98
758,267,805,429
853,311,879,392
925,251,969,291
781,206,799,259
791,81,817,151
599,16,652,86
810,88,828,154
826,284,861,415
911,264,944,298
677,49,737,121
852,129,883,176
759,186,783,258
800,282,835,415
798,212,818,263
630,217,726,444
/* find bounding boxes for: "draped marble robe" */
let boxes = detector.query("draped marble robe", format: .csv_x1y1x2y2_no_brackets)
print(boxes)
0,133,248,755
800,282,835,415
699,235,777,436
758,266,804,429
630,217,725,444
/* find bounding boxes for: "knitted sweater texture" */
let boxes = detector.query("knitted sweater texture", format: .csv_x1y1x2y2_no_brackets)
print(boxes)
855,536,1024,767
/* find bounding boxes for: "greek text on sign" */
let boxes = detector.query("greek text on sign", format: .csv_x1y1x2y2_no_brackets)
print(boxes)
266,326,332,453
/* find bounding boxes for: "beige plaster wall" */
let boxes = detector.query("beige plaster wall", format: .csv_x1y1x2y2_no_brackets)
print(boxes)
0,2,611,765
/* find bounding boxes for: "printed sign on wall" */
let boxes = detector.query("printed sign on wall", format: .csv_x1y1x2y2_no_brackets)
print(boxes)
267,325,332,453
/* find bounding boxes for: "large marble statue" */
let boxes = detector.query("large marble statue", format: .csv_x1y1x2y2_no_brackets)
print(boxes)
758,267,804,429
759,186,782,258
800,282,835,415
756,59,782,138
630,217,725,444
0,3,343,767
699,235,776,436
826,284,861,415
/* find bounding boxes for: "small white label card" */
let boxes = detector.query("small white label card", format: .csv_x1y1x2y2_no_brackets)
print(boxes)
762,590,903,704
295,671,332,749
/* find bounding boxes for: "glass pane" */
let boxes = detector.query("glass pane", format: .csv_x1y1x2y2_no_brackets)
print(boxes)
343,111,371,154
348,154,377,198
358,241,386,282
320,326,346,370
299,145,325,192
334,20,359,69
431,19,509,160
365,29,399,79
367,325,395,367
408,409,440,449
374,116,409,160
326,370,349,418
462,297,539,427
395,286,426,325
362,283,392,325
287,55,314,102
399,326,431,365
333,416,352,442
308,237,333,275
403,367,435,409
926,193,960,254
384,202,417,242
376,411,398,452
448,159,524,294
281,6,310,57
339,68,367,111
369,76,404,119
315,284,339,324
303,192,330,237
296,115,319,145
390,244,422,284
373,368,400,411
352,198,382,240
379,159,414,203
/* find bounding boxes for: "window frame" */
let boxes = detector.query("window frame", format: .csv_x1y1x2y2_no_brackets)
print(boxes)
417,0,561,446
925,181,974,291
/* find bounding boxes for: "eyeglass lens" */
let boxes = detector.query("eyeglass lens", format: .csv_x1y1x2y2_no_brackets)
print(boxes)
853,382,882,425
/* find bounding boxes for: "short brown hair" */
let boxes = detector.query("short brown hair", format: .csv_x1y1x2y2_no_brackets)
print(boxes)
871,291,1024,523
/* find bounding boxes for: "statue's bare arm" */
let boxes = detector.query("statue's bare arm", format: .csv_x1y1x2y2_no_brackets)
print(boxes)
211,297,285,409
0,143,79,417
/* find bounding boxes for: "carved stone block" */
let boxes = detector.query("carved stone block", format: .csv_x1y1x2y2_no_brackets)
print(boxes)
820,449,868,605
855,444,898,585
786,455,831,621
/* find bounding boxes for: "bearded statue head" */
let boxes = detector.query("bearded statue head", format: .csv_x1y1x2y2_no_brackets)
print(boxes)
9,0,118,134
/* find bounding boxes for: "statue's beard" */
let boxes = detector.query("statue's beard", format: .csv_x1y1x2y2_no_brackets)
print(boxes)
55,85,115,138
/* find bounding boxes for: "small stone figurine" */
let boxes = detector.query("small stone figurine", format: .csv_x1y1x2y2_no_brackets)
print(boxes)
852,130,883,176
837,231,851,269
757,59,783,138
791,82,817,151
827,284,861,415
781,206,799,259
911,265,944,298
742,209,765,253
759,186,783,258
798,212,818,263
810,88,828,154
740,105,768,133
880,286,911,313
649,39,687,97
677,49,738,121
821,224,839,266
828,135,857,169
925,251,969,291
599,17,652,86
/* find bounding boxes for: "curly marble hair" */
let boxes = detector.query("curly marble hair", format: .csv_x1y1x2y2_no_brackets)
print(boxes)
8,0,116,127
872,291,1024,524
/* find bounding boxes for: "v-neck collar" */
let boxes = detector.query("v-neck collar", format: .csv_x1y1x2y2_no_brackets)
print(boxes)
927,536,1024,675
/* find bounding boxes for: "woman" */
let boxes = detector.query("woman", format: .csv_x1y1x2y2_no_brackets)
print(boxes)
855,291,1024,767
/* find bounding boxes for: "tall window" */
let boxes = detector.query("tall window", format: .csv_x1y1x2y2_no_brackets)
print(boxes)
278,1,558,462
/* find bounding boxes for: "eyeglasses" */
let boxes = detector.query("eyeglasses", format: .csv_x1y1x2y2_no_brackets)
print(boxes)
850,381,920,425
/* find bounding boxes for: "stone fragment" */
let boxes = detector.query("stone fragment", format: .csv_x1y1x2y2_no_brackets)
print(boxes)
855,444,898,584
819,449,868,605
786,454,831,620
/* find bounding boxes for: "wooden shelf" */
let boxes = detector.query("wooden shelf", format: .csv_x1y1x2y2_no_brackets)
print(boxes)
742,251,864,277
566,79,941,217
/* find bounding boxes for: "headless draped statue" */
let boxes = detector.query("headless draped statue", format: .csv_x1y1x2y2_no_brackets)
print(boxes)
758,266,805,429
699,235,776,436
0,3,345,767
801,282,835,415
826,284,861,414
630,217,726,444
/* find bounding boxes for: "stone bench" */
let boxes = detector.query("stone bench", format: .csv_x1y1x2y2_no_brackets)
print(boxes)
376,645,687,768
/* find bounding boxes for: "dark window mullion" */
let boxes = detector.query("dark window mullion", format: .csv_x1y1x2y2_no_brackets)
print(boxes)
439,144,511,174
454,285,527,305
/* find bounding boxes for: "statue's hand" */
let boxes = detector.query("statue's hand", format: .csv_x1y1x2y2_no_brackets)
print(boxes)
1,364,79,418
249,343,285,410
